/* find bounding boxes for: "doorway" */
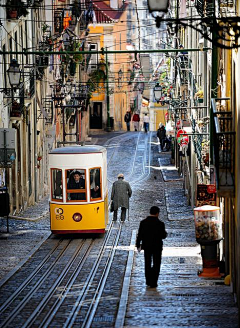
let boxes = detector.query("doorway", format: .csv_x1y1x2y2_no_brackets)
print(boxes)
90,102,102,129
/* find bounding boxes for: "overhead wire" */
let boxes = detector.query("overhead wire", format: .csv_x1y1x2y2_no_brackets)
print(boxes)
0,1,167,95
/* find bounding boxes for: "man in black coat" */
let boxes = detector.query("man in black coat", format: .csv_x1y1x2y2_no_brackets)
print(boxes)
136,206,167,288
67,171,85,200
124,111,131,131
157,123,166,151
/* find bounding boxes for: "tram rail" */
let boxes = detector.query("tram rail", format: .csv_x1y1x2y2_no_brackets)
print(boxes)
0,239,90,327
106,132,152,186
0,132,153,327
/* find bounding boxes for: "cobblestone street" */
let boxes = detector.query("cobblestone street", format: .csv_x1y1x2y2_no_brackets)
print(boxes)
0,132,239,327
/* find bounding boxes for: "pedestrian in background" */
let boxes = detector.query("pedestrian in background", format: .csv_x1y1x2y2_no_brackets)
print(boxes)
136,206,167,288
132,111,140,131
124,111,131,131
143,113,150,132
157,122,166,151
111,173,132,222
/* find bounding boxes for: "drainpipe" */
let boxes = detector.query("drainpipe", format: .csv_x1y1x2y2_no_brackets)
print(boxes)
32,13,38,202
203,28,208,118
105,48,111,131
210,37,218,163
15,127,19,213
20,120,24,209
9,168,13,213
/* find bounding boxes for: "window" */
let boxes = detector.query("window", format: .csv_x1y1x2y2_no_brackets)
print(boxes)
9,37,12,62
90,168,101,200
51,169,63,201
66,169,86,201
14,31,18,62
88,43,98,72
2,44,7,89
25,21,28,64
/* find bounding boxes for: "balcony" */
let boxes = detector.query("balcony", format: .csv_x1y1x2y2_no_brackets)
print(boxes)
212,98,235,197
24,69,35,100
54,9,64,34
196,0,214,20
42,97,53,125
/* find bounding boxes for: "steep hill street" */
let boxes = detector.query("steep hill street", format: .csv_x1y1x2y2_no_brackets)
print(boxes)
0,132,238,327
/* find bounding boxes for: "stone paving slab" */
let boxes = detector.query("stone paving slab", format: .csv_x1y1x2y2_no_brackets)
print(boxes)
125,149,239,328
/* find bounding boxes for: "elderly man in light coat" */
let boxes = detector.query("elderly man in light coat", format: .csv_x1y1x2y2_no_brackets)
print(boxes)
111,173,132,222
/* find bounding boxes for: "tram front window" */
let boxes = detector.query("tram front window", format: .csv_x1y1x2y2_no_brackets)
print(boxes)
90,168,101,200
67,169,86,201
52,169,63,201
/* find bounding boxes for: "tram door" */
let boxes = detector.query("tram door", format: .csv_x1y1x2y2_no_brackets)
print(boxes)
90,102,102,129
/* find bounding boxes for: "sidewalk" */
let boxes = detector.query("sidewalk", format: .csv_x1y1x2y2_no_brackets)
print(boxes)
125,150,239,328
7,196,49,222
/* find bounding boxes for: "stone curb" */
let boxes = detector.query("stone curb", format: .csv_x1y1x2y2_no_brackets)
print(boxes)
7,211,49,222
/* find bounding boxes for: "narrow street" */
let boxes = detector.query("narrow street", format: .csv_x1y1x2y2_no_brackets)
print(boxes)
0,132,238,327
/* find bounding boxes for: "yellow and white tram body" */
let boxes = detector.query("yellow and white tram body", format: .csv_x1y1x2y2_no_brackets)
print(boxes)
49,145,108,234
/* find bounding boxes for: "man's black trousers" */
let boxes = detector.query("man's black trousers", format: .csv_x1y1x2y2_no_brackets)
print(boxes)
144,248,162,287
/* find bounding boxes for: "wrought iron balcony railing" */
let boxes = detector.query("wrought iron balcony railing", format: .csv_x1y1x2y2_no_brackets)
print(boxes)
212,98,235,196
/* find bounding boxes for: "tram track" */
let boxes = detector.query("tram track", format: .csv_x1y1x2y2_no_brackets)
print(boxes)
0,132,152,327
106,132,152,186
63,221,122,328
0,220,124,327
0,238,90,327
0,238,64,313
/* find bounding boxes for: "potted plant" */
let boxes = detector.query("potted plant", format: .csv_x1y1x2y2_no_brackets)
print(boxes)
73,41,83,63
87,67,106,93
7,9,18,19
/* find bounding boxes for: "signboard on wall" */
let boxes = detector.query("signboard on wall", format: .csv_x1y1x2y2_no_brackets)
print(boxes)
196,184,217,206
0,129,16,168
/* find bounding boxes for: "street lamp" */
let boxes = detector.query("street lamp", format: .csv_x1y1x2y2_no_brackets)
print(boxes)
6,59,21,117
7,59,21,90
148,0,169,28
148,0,169,13
154,82,162,102
65,79,73,94
147,0,240,49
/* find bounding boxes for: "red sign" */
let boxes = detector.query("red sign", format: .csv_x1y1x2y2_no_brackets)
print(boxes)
196,184,216,206
165,112,169,122
176,120,182,130
176,129,189,146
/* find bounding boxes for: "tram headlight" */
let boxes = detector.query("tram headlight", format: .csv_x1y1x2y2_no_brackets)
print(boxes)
72,212,82,222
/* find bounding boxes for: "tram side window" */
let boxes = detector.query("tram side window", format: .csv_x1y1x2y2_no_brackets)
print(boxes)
90,168,101,200
52,169,63,201
66,169,86,201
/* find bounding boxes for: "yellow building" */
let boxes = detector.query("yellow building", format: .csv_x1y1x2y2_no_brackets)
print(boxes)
87,1,130,132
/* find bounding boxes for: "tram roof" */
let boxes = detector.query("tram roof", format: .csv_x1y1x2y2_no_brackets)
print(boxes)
49,145,106,154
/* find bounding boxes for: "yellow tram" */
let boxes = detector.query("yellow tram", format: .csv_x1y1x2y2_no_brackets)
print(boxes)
49,145,108,234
